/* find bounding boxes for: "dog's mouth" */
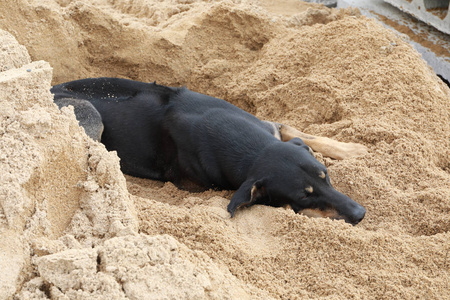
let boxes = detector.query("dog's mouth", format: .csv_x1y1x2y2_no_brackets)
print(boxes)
286,205,363,225
298,208,341,220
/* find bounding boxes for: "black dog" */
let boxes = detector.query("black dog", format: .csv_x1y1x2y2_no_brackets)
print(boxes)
52,78,367,224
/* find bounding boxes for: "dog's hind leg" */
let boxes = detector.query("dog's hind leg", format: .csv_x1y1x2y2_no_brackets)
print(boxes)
55,98,104,142
268,122,368,160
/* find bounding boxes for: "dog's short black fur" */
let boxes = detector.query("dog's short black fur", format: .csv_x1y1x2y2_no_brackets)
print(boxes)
52,78,365,225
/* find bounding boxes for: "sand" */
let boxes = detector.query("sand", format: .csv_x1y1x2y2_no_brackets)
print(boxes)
0,0,449,299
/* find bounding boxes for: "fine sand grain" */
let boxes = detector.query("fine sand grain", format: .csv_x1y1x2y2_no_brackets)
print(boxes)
0,0,449,299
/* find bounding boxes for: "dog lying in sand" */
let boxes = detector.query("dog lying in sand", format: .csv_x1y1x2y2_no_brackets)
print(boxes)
52,78,367,225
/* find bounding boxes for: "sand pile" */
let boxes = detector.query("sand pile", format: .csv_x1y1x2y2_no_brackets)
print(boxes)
0,30,264,300
0,0,449,299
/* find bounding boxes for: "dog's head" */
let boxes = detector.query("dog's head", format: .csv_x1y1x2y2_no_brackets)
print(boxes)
227,138,366,225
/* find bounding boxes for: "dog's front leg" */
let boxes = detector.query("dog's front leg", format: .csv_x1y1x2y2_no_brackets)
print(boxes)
275,123,368,160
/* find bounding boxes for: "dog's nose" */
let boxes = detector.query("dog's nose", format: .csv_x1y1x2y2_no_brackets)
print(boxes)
348,205,366,225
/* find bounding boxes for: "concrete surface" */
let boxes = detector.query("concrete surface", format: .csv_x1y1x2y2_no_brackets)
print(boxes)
338,0,450,83
385,0,450,35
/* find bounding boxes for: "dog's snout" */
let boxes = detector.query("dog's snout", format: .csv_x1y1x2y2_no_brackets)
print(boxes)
348,205,366,225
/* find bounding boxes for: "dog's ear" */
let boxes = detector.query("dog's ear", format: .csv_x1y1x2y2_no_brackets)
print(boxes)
227,179,267,217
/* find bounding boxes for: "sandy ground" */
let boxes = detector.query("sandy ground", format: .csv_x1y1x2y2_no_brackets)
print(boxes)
0,0,449,299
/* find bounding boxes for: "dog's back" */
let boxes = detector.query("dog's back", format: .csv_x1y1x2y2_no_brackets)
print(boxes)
52,78,274,187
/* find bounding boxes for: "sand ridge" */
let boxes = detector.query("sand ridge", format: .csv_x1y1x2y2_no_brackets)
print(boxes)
0,0,449,299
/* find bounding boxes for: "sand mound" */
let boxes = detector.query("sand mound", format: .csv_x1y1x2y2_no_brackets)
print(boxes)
0,0,449,299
